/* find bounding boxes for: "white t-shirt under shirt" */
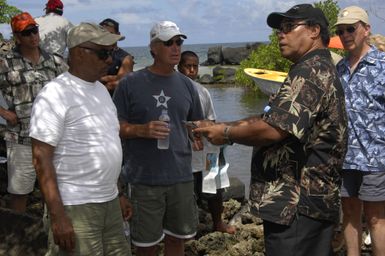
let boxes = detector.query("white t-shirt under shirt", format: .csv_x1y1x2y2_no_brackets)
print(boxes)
191,80,216,172
29,72,122,205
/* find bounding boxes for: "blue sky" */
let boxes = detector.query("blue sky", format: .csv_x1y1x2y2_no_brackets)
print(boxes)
1,0,384,47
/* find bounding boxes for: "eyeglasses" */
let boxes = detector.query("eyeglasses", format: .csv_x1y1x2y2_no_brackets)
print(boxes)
162,38,184,47
18,26,39,37
277,23,307,34
335,26,356,36
79,47,114,61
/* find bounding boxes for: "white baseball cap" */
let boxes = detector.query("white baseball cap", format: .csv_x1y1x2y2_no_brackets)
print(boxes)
150,21,187,42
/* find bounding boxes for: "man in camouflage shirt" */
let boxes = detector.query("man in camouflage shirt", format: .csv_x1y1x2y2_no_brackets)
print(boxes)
0,12,67,212
195,4,347,256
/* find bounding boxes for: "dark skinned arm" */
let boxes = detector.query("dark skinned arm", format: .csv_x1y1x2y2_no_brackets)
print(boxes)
32,138,75,253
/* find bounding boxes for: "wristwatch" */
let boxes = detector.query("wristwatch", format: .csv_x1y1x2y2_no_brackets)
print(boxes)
223,126,234,145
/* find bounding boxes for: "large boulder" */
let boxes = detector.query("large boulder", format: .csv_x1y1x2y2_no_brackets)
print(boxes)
212,66,237,84
204,46,223,65
202,42,263,66
198,74,214,84
222,47,251,65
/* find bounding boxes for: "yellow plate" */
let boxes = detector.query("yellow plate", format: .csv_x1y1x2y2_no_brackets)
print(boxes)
244,68,287,95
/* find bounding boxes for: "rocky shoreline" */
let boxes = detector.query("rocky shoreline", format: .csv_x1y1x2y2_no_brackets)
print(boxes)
0,135,373,256
0,181,373,255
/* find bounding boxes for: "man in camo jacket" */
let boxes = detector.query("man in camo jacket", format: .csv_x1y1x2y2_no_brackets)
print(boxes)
0,12,67,213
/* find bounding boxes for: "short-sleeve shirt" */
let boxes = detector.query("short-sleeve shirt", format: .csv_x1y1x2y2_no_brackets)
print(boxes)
35,13,73,56
29,72,122,205
336,46,385,172
107,47,131,76
249,49,348,225
0,46,67,145
191,80,216,172
113,68,203,185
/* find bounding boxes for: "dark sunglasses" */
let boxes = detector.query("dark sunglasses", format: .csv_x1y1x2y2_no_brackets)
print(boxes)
18,26,39,37
277,23,307,34
335,26,356,36
162,38,184,47
79,47,114,61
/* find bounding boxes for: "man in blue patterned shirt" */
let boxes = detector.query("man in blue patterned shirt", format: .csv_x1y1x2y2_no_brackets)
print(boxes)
335,6,385,256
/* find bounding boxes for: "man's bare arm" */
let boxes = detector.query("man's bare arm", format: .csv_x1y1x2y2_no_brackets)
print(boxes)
194,115,289,146
32,138,75,252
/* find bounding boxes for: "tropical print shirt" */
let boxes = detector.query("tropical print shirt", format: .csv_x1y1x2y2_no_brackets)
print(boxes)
336,46,385,172
249,49,348,225
0,46,68,145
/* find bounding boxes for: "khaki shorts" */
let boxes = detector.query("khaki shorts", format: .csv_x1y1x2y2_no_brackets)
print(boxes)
46,197,131,256
129,181,198,247
7,141,36,194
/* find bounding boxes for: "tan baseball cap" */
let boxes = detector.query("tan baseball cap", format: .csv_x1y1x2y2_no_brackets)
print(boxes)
335,6,370,26
67,22,122,49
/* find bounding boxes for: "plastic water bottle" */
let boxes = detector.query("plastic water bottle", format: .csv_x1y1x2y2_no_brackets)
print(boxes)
157,109,170,149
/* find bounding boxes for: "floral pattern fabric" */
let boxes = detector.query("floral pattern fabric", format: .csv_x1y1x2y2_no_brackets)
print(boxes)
336,46,385,172
249,49,348,225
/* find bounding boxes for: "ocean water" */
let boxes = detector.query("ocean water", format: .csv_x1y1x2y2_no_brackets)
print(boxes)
123,42,254,72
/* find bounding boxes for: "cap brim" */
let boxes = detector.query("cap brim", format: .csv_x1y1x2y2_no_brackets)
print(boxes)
90,34,123,46
157,33,187,42
334,18,361,26
267,13,285,29
267,12,308,29
18,22,38,32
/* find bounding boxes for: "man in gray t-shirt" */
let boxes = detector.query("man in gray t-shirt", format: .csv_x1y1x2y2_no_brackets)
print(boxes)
113,21,203,256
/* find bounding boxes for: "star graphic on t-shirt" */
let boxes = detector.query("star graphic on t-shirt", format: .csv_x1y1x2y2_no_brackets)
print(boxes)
153,90,171,108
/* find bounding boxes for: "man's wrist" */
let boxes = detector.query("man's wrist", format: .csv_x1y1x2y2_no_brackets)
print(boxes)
223,126,234,145
118,190,127,197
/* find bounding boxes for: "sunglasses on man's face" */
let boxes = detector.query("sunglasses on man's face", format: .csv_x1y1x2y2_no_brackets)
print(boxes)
162,38,184,47
79,47,114,61
335,26,356,36
277,22,308,34
19,26,39,37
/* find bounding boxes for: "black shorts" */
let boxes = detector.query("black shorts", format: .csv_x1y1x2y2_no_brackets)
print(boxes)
263,215,334,256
